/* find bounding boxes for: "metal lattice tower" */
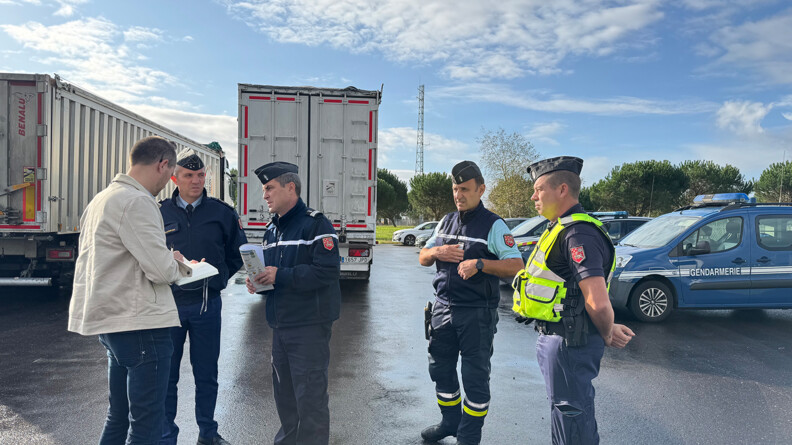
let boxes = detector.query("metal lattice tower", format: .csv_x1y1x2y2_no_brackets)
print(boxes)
415,84,425,175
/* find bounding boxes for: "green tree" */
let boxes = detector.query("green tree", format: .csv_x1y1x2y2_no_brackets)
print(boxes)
376,178,396,223
377,168,409,225
677,160,752,206
754,161,792,203
228,168,238,204
487,174,536,218
477,128,539,183
408,172,455,220
590,160,688,216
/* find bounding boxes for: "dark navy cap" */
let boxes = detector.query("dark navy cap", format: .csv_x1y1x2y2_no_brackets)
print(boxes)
451,160,483,185
254,161,298,184
526,156,583,182
176,148,205,171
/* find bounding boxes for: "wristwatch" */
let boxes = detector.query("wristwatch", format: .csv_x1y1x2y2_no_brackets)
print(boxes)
476,259,484,272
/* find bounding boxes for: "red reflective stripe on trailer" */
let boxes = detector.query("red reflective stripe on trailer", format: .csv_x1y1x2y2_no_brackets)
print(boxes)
244,106,248,139
37,92,42,211
367,187,372,216
332,224,341,228
324,99,342,103
244,145,248,176
0,225,41,229
368,149,372,180
247,222,269,226
369,111,373,142
349,100,369,104
276,97,295,101
243,183,248,215
250,96,270,100
347,224,368,228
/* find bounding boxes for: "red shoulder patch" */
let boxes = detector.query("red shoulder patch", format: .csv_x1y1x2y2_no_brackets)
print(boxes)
503,234,515,248
570,246,586,264
322,237,335,251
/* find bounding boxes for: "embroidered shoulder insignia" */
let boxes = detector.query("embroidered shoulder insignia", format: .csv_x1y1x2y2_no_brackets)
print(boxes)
322,237,334,251
570,246,586,264
503,234,515,247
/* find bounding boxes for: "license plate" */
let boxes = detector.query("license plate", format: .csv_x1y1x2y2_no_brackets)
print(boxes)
341,257,369,263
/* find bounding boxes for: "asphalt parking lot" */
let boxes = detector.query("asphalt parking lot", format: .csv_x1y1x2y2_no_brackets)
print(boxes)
1,244,791,444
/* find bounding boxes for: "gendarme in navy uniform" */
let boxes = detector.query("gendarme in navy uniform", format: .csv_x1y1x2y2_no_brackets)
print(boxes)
159,148,246,445
513,156,634,445
418,161,523,445
246,161,340,445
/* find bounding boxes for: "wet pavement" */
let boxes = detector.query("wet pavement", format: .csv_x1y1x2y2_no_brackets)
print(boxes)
1,244,791,444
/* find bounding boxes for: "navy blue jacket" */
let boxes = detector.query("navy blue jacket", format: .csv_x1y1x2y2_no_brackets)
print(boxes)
433,201,502,308
160,189,247,305
260,198,341,328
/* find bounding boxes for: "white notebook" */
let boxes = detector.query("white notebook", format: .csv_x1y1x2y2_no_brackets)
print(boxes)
175,260,219,286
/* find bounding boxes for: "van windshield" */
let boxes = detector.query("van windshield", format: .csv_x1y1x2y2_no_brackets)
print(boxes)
619,214,700,248
511,216,547,237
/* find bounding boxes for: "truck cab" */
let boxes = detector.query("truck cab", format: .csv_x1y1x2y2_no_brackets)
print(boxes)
609,193,792,322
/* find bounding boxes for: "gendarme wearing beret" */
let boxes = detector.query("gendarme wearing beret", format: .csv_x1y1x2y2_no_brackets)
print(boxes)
526,156,583,182
254,161,298,184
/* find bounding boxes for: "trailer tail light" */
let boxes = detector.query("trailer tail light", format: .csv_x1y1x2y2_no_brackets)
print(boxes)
46,248,75,261
348,248,370,257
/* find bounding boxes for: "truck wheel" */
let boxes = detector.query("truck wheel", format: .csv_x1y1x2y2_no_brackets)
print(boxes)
404,235,415,246
629,280,673,322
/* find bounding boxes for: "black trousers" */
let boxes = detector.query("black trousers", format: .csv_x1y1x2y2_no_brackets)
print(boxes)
271,322,333,445
428,301,498,445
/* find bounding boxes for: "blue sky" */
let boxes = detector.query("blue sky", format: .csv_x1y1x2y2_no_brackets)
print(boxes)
1,0,791,188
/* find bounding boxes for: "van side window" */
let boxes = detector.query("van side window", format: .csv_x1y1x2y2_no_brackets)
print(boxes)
531,221,549,236
680,217,743,255
756,216,792,251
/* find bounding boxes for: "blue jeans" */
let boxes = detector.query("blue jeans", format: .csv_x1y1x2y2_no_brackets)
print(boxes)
98,328,174,445
161,297,222,444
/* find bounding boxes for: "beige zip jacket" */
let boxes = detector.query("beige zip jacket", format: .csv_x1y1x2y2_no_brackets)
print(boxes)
68,174,183,335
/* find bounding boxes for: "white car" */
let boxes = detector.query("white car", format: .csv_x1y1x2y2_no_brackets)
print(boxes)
392,221,439,246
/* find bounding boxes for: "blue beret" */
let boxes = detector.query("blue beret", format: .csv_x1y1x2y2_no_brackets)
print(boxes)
526,156,583,182
254,161,298,184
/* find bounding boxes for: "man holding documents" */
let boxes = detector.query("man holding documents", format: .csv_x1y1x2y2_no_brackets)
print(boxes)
246,162,341,445
68,136,187,444
159,148,246,445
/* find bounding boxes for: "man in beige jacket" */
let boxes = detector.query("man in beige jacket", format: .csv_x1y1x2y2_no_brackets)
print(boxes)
69,136,187,445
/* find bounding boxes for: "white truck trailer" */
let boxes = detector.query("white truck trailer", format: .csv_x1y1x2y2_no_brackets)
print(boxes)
0,73,225,288
237,84,381,280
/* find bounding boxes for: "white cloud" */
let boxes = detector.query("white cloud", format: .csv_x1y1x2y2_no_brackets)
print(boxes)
222,0,664,80
526,122,564,146
123,26,164,42
1,18,177,103
707,9,792,85
783,112,792,121
433,82,715,116
126,104,239,168
53,0,88,17
716,100,773,135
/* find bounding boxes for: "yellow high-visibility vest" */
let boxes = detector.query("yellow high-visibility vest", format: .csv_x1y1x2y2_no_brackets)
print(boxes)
511,213,615,322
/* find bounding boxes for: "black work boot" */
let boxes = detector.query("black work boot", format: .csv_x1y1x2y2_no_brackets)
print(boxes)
421,423,457,442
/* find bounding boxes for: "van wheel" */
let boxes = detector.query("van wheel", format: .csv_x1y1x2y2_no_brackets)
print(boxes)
404,235,415,246
629,280,673,322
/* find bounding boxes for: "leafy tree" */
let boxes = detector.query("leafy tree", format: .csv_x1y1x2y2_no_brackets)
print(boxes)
754,161,792,203
589,160,688,216
377,168,409,225
477,127,539,182
376,178,396,223
677,160,752,206
408,172,456,220
487,174,536,218
228,168,238,204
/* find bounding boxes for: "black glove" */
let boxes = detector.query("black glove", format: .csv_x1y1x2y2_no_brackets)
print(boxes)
514,315,534,326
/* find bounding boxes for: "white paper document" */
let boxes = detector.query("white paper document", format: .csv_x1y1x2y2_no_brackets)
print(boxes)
175,260,219,286
240,243,274,292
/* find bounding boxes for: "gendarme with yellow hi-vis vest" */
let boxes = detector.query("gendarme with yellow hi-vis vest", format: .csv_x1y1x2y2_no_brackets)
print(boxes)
512,213,616,326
